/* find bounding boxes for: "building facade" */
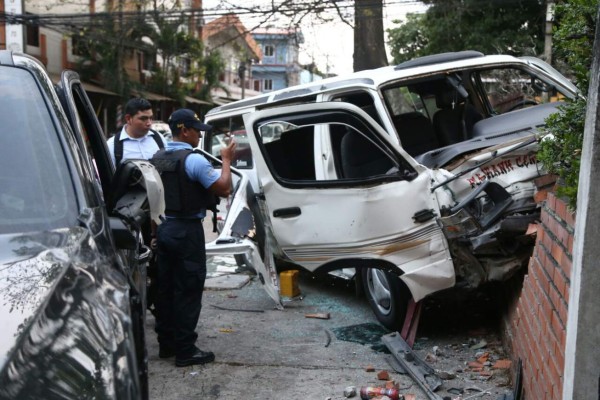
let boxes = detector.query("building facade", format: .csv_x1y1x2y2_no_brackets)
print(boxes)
250,27,304,93
202,13,262,104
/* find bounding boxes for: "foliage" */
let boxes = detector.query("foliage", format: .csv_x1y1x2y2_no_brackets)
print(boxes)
73,9,148,97
72,0,224,105
191,50,229,101
387,13,428,64
387,0,546,63
537,0,597,209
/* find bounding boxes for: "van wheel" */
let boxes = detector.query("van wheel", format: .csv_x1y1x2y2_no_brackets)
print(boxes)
362,268,410,332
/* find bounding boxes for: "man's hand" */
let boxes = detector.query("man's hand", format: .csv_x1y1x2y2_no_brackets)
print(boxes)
220,137,237,163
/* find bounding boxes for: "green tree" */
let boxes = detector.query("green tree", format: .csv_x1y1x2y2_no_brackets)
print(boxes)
388,0,546,63
73,2,148,97
387,13,428,64
537,0,598,209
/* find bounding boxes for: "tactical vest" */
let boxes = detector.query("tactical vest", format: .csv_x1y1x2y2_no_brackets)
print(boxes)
150,149,216,217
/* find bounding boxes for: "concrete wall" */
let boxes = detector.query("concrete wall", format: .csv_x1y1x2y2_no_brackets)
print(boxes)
502,177,574,400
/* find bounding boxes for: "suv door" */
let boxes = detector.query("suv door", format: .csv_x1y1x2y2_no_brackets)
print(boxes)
56,71,157,398
243,102,456,305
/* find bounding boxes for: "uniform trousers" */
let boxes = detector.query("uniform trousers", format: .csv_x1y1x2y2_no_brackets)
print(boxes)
154,217,206,357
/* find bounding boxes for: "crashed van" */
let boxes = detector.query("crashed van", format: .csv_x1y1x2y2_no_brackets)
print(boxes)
202,51,578,330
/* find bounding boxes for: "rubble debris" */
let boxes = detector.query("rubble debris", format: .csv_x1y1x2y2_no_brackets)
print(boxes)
344,386,357,398
365,365,376,372
305,313,331,319
470,339,488,350
437,370,456,380
324,329,332,347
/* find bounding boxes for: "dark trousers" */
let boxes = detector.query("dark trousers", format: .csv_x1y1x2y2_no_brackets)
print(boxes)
154,217,206,357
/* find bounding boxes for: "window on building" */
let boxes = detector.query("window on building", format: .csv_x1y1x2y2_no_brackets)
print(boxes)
71,35,85,56
264,79,273,91
26,14,39,47
254,80,260,92
180,57,191,77
143,52,155,70
264,44,274,57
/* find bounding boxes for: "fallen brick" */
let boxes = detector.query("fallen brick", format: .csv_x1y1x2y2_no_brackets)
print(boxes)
377,370,390,380
476,352,489,364
468,361,484,369
365,365,375,372
492,359,512,370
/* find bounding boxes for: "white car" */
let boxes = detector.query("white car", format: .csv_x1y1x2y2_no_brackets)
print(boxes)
151,120,172,142
201,51,578,330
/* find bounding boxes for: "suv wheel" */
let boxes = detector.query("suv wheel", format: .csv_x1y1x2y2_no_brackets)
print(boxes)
362,268,410,331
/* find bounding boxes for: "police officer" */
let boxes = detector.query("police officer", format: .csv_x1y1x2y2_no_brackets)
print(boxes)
150,108,236,367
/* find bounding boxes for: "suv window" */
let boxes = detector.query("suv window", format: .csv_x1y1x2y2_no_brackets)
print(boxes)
0,67,78,234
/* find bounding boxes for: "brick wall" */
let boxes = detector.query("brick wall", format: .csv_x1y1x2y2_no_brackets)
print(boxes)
503,185,575,400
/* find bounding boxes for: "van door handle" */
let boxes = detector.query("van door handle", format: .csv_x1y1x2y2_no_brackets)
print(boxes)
273,207,301,218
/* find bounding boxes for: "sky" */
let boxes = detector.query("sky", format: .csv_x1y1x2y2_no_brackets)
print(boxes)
202,1,428,76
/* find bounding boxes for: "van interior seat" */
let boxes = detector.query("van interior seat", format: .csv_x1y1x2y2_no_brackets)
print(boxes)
340,129,393,179
393,112,439,157
264,127,316,181
432,90,483,146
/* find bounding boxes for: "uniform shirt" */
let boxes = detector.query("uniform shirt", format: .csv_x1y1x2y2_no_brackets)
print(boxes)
164,141,221,218
106,126,163,165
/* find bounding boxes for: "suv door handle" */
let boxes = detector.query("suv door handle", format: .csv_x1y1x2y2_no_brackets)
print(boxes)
273,207,301,218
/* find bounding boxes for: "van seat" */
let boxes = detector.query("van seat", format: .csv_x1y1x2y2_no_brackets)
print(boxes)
393,112,439,157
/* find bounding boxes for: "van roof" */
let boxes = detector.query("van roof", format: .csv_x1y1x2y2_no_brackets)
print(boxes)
205,53,527,118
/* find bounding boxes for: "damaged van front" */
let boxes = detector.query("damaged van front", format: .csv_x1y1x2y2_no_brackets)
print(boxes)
204,100,546,331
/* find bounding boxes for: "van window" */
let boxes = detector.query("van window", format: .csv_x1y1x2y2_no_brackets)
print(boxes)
257,120,398,182
206,116,253,169
476,67,563,114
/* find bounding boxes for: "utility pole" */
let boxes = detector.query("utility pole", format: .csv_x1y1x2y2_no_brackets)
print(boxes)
238,62,246,99
542,1,554,102
544,1,554,64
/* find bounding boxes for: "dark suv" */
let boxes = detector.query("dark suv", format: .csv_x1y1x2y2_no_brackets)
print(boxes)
0,51,163,399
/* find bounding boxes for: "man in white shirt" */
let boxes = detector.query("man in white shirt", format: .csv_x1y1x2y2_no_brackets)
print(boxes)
106,97,166,317
107,97,164,165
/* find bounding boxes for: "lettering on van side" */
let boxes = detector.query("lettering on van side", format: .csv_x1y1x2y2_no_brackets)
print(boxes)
466,155,538,188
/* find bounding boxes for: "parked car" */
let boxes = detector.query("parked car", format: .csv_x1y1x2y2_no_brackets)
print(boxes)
151,120,172,141
0,51,164,399
201,51,579,330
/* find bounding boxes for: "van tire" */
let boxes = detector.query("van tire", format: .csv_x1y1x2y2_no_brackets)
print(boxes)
362,268,410,332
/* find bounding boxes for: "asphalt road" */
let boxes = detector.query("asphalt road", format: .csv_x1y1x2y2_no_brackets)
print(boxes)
146,223,514,399
146,261,428,399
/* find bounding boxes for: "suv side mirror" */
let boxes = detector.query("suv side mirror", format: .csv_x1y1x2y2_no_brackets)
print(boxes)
109,216,138,249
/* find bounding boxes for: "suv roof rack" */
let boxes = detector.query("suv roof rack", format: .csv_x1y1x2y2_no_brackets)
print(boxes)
394,51,484,71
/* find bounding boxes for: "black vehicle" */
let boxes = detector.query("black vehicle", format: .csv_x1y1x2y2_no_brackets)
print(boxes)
0,51,163,399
